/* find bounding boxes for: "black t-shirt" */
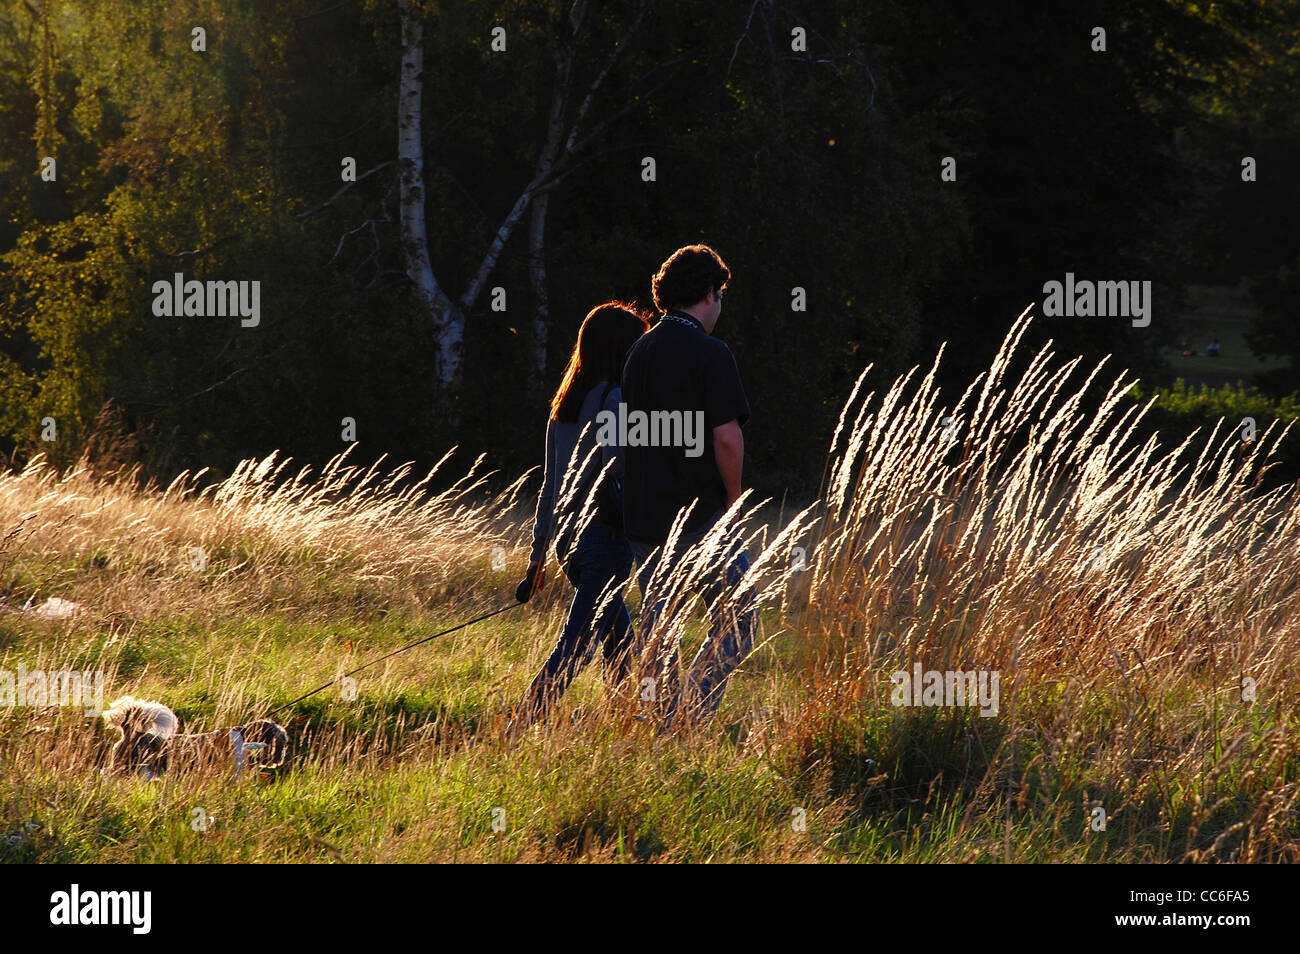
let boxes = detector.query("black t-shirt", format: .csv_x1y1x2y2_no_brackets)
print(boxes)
620,311,750,544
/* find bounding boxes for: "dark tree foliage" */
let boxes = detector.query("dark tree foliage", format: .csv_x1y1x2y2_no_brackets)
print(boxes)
0,0,1295,498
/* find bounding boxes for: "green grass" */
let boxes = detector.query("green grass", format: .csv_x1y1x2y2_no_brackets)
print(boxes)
1163,284,1288,388
2,315,1298,863
3,595,1294,862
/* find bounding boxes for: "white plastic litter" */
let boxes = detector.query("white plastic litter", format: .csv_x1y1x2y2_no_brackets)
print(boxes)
24,597,83,619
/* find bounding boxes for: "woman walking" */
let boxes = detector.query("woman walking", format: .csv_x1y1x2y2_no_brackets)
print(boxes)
509,302,649,735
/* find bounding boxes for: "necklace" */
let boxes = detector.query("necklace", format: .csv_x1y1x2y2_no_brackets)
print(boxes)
660,313,701,330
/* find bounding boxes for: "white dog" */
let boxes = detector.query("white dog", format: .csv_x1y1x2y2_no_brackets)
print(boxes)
102,696,288,780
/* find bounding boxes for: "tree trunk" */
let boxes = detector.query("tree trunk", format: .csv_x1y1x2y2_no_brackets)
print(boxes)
393,0,648,392
528,190,551,387
397,0,462,386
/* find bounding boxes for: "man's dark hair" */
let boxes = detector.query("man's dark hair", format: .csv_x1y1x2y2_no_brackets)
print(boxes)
651,245,730,313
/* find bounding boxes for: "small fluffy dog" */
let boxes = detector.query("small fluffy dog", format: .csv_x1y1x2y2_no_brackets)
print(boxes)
102,696,288,780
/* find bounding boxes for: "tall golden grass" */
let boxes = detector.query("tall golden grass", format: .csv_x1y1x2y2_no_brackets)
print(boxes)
1,310,1296,861
767,310,1299,860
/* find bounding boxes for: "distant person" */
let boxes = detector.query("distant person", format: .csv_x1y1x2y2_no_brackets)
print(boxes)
509,303,649,736
1207,338,1220,357
621,244,756,731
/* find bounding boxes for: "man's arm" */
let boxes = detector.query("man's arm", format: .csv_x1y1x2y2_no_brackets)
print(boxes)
713,419,744,509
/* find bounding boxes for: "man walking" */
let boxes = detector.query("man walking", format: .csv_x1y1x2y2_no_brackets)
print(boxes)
621,244,756,730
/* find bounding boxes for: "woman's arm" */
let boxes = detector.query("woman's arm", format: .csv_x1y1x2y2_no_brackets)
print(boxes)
601,386,624,479
528,420,559,566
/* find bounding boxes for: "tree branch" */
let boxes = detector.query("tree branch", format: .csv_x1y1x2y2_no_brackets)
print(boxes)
459,1,653,314
285,116,378,151
295,159,396,220
561,0,650,156
726,0,763,83
164,234,239,260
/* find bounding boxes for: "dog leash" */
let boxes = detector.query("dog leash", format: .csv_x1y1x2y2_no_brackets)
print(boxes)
269,602,523,715
271,471,557,716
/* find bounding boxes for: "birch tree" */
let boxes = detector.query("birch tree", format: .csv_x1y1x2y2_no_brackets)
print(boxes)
396,0,651,388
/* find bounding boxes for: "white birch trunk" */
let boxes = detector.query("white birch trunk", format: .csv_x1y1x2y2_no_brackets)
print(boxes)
397,0,462,385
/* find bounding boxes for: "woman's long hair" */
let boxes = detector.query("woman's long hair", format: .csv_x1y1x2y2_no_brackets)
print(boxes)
550,302,649,421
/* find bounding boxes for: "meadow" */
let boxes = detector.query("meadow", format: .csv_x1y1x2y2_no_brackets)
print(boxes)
2,314,1297,863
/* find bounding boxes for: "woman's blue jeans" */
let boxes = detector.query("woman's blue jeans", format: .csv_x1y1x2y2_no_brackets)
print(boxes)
516,521,634,726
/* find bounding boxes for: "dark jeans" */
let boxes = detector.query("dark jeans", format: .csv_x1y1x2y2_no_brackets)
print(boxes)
631,515,756,730
514,521,634,728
